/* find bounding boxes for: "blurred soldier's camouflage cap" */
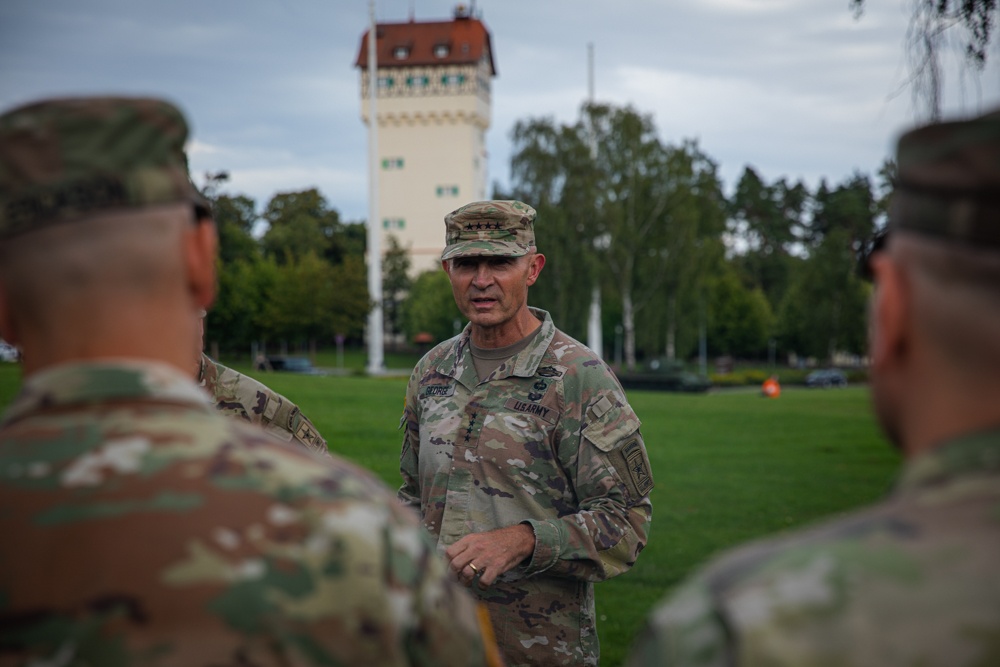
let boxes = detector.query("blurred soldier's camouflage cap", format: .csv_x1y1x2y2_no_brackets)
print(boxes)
0,96,208,240
441,200,536,260
889,107,1000,249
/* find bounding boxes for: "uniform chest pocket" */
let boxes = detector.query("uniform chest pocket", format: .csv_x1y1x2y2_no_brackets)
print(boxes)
417,390,466,452
476,399,558,454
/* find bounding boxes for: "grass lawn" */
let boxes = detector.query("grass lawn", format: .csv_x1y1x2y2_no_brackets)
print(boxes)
0,362,900,666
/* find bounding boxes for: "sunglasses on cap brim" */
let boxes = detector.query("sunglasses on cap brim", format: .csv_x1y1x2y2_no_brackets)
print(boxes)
857,227,888,281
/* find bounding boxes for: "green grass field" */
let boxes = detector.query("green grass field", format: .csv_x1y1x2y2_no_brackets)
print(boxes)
0,362,900,666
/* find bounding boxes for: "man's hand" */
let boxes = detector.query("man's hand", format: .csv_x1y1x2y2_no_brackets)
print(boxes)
445,524,536,589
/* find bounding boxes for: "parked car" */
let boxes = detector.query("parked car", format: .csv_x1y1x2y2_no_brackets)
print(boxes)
266,356,320,374
0,341,18,362
805,369,848,388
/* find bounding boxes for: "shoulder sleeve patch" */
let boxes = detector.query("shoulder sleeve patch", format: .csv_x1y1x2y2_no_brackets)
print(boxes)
582,396,654,499
607,436,655,498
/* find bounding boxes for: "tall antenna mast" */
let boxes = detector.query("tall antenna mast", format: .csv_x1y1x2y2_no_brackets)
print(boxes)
588,42,595,106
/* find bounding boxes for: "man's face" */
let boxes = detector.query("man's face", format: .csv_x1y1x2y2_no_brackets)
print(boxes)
444,253,542,332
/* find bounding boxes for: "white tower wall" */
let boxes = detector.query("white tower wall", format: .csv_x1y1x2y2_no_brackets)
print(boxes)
359,27,494,275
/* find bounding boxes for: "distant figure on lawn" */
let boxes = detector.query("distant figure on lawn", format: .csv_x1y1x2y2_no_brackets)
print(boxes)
0,95,495,666
626,109,1000,666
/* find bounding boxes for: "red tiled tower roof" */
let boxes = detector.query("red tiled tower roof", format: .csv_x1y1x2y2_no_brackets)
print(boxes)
355,12,496,75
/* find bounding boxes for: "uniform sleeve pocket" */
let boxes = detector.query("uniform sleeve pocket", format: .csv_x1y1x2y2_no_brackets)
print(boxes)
582,396,641,452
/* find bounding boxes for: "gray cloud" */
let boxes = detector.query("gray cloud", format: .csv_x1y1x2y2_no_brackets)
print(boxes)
2,0,996,220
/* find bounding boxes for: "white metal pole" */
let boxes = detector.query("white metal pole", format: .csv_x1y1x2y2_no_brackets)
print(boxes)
366,0,385,374
588,285,603,359
585,42,603,359
588,42,595,104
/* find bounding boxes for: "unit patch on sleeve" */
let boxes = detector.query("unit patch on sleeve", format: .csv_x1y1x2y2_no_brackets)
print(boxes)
608,437,654,499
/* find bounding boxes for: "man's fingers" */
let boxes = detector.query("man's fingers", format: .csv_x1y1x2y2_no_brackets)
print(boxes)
453,560,480,588
477,564,496,589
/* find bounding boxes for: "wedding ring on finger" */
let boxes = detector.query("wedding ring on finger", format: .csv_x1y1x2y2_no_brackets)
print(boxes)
468,562,479,575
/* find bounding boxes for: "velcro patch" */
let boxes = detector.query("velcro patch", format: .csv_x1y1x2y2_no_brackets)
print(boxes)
423,384,455,398
590,395,614,419
608,437,654,500
504,398,557,424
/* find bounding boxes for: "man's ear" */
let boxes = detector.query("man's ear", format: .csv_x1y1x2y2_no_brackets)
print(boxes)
525,253,545,287
869,254,909,375
183,219,218,311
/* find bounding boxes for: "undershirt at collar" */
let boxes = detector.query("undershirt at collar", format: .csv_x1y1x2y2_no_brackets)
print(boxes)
469,323,544,381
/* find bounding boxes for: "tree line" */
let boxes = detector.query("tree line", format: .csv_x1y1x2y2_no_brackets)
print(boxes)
205,102,892,371
499,103,891,371
204,186,369,357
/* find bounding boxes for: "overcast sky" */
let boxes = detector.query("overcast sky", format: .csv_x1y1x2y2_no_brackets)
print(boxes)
2,0,998,222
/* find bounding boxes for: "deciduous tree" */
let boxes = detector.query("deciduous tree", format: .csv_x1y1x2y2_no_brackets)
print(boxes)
508,103,727,370
383,234,412,345
852,0,998,119
402,270,461,344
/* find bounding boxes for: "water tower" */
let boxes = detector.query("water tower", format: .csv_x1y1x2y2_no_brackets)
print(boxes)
356,4,496,273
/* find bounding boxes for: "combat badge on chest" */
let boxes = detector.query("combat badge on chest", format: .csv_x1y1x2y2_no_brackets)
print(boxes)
528,379,548,402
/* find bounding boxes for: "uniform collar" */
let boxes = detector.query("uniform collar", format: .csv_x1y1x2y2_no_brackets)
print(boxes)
894,428,1000,493
1,359,212,426
436,308,556,385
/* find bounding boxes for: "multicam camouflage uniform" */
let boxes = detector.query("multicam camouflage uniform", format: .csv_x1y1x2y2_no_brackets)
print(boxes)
198,352,329,456
626,103,1000,667
625,430,1000,666
400,308,654,667
0,361,492,666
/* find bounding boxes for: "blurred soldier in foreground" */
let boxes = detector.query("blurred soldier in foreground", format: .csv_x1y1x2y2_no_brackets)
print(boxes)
626,110,1000,666
196,312,329,455
399,200,654,666
0,96,494,666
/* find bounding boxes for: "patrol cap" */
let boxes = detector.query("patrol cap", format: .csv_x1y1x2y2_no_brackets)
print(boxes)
441,200,536,261
0,96,209,241
888,107,1000,249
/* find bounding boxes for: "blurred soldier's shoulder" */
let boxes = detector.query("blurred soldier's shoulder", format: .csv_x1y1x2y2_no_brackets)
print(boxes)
629,439,1000,666
199,353,329,456
0,361,489,665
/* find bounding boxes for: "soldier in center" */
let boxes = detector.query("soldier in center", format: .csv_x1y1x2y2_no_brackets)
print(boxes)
399,200,655,666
